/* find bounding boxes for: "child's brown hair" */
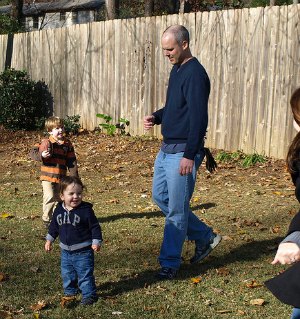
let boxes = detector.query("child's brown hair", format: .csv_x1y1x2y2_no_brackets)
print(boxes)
287,88,300,177
291,88,300,126
45,116,64,132
59,176,84,196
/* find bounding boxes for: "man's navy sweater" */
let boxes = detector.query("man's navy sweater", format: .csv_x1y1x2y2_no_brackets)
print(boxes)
46,201,103,251
153,57,210,160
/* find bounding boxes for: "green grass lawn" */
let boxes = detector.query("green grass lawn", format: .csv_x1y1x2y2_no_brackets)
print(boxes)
0,133,298,318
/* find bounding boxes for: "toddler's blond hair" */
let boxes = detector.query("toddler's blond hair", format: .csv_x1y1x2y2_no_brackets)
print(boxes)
45,116,64,132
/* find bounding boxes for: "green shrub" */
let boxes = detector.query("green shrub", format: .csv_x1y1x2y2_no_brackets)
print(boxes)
96,113,116,136
63,114,81,135
96,113,130,136
216,149,267,167
0,15,24,34
0,68,53,131
216,150,233,162
242,152,266,168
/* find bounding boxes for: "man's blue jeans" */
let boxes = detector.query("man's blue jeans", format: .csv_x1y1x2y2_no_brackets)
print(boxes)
152,150,213,270
61,248,97,300
291,308,300,319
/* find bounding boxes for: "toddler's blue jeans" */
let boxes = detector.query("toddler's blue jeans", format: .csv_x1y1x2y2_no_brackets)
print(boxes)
61,248,97,300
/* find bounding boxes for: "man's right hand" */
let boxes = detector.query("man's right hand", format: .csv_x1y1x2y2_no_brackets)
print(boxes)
144,115,155,130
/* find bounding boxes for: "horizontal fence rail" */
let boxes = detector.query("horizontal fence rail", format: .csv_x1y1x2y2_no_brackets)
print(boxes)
0,5,300,158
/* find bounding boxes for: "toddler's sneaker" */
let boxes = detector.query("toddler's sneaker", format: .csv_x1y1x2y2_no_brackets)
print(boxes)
156,267,177,280
190,233,222,264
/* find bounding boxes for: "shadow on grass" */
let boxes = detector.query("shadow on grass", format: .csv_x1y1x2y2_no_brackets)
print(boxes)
97,236,282,298
98,202,216,223
192,203,216,210
98,211,161,223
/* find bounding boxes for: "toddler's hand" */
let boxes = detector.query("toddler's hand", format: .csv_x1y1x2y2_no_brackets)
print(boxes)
42,150,51,158
45,240,52,252
92,244,100,252
272,242,300,265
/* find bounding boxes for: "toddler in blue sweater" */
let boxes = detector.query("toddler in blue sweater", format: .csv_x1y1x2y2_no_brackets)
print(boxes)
45,176,103,306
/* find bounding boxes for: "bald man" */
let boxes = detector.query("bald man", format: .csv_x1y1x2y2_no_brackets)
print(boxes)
144,25,221,279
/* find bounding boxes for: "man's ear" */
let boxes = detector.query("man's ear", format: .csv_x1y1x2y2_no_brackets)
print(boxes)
182,40,189,50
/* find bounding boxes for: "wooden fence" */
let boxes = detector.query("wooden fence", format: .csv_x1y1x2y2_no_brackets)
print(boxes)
0,5,300,159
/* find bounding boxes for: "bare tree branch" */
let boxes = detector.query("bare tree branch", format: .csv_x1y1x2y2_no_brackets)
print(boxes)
145,0,154,17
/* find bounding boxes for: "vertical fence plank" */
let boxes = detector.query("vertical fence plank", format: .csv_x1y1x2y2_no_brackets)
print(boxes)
94,20,107,128
205,10,225,150
240,7,264,155
0,34,8,70
134,16,145,136
271,5,290,159
251,7,269,156
265,6,281,158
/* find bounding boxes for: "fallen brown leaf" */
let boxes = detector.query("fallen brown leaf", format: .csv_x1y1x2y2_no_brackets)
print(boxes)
191,277,202,284
245,280,263,288
61,295,77,308
30,300,47,311
30,266,40,273
222,235,233,241
249,298,265,306
156,285,167,291
143,305,157,311
0,310,13,319
0,273,7,282
107,199,120,204
212,287,224,294
270,226,281,234
216,267,230,276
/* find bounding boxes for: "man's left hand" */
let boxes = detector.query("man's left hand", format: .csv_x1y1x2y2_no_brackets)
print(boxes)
179,158,194,175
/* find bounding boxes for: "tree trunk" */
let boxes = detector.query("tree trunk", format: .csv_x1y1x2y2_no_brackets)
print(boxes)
179,0,185,13
269,0,275,5
10,0,23,24
293,0,298,3
105,0,116,20
166,0,179,13
145,0,154,17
